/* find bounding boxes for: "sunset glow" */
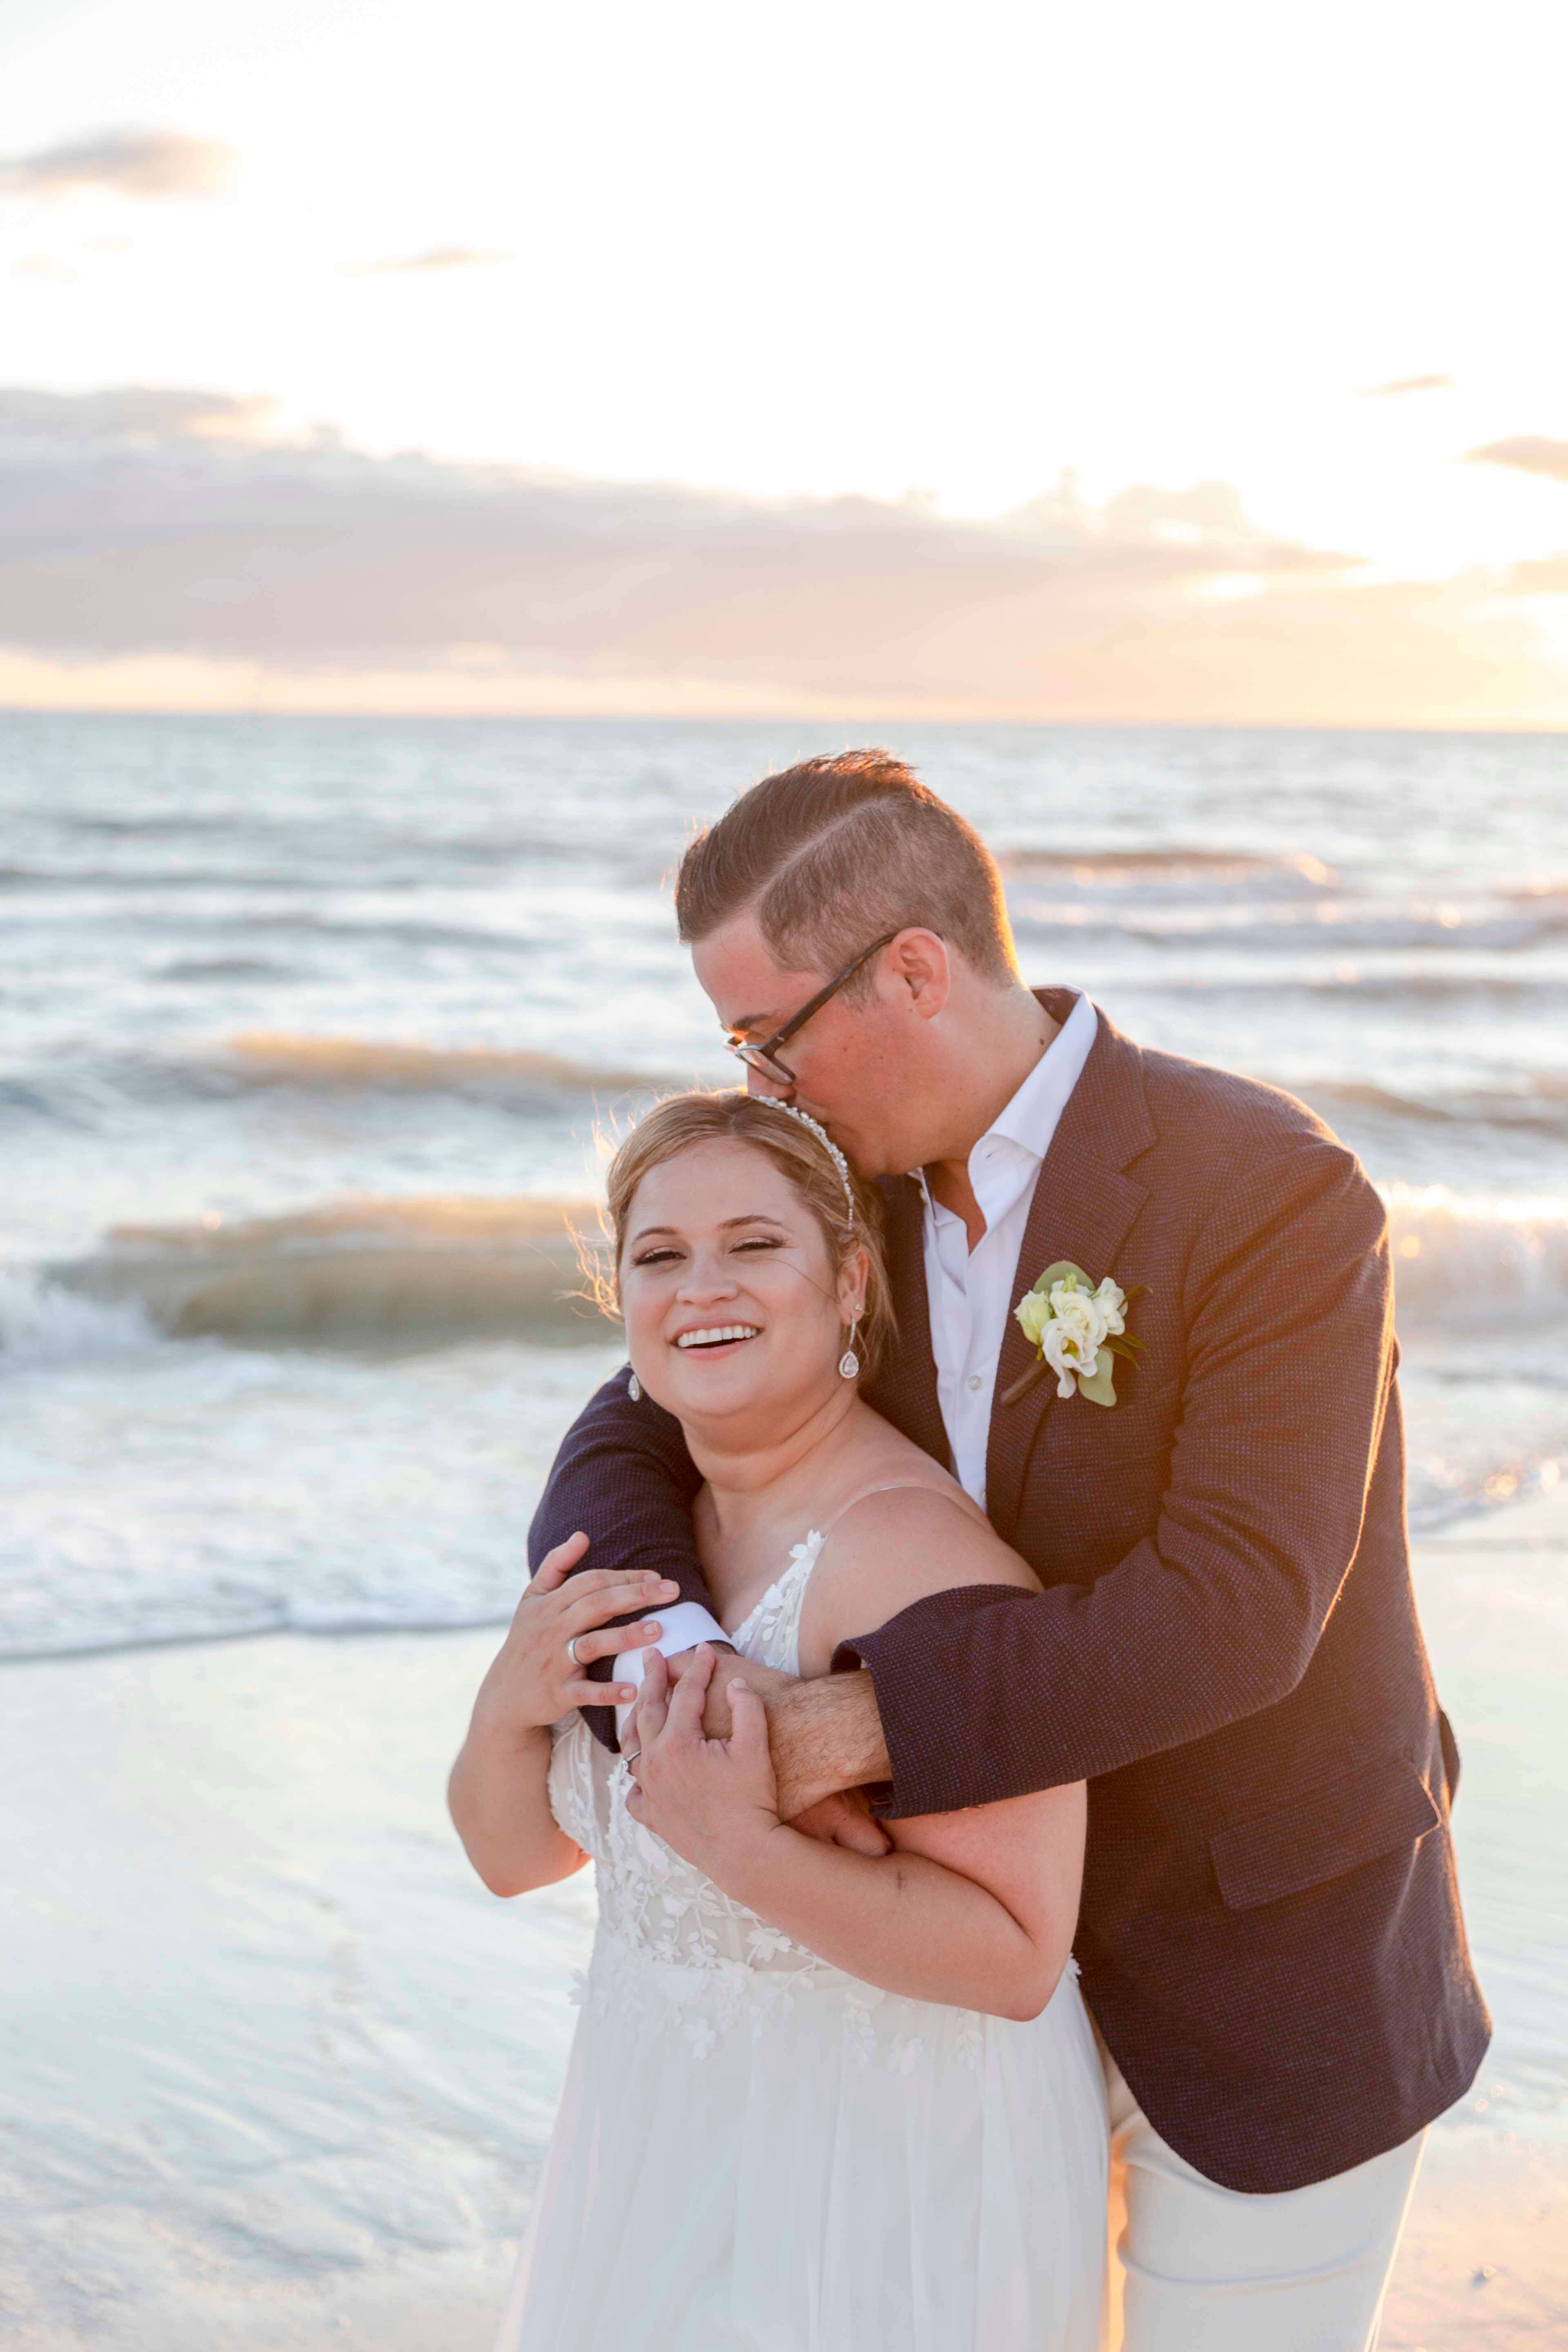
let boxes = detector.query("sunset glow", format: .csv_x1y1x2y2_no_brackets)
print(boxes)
3,0,1566,722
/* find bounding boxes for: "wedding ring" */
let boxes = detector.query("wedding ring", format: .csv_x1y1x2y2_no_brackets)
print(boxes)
623,1746,642,1768
566,1634,584,1666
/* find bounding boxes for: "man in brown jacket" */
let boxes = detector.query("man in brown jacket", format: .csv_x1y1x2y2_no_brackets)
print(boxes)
531,751,1488,2348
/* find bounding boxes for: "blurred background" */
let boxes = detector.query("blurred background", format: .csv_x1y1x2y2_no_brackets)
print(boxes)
2,718,1565,1651
2,3,1566,2347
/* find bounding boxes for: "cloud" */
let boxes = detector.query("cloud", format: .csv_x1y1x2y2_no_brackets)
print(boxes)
0,384,1352,673
0,383,1561,726
0,386,280,442
341,247,511,276
10,255,79,282
0,128,235,202
1504,552,1568,596
1465,436,1568,485
1360,374,1454,399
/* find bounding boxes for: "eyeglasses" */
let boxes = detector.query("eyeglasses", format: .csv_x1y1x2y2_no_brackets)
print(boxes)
724,931,900,1089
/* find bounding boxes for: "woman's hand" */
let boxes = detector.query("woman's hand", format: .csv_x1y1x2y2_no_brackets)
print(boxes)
625,1645,781,1878
474,1532,681,1741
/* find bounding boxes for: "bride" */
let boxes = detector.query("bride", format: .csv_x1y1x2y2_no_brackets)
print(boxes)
449,1090,1107,2351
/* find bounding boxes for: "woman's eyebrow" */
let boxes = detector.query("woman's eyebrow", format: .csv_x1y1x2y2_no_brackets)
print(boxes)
629,1212,788,1244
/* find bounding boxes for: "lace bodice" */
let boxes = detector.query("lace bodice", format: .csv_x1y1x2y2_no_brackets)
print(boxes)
547,1529,990,2069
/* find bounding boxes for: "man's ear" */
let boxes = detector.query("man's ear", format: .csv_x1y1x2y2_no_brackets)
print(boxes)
884,929,950,1020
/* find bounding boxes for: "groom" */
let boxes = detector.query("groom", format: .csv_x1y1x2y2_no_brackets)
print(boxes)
530,750,1488,2348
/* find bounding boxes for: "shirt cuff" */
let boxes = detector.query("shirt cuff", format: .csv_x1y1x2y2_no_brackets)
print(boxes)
614,1600,730,1745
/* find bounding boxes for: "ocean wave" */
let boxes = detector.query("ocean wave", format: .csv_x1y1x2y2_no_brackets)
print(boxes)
1109,970,1568,1011
219,1033,665,1095
0,1268,160,1364
226,910,567,954
0,863,331,893
4,1465,1558,1658
61,811,240,838
157,957,294,983
0,1603,520,1665
1306,1078,1568,1140
52,1194,613,1349
1307,972,1566,1007
1310,1081,1463,1127
3,1035,684,1120
1385,1187,1568,1330
1000,846,1335,886
1007,894,1568,954
0,862,607,909
35,1181,1568,1361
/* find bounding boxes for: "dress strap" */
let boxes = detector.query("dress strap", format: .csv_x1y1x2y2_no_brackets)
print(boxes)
817,1477,963,1537
730,1484,965,1666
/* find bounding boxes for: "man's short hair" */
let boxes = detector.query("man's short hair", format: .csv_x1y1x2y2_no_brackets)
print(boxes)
674,748,1018,992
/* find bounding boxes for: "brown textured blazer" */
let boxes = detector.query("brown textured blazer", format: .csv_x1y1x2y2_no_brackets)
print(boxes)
531,992,1490,2191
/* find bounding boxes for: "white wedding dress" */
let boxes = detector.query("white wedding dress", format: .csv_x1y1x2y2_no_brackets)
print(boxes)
495,1530,1108,2352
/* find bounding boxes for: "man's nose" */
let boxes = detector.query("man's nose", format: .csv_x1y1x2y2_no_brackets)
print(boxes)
746,1065,794,1102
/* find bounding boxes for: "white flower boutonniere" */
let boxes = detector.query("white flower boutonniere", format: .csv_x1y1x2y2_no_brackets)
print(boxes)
1002,1260,1147,1408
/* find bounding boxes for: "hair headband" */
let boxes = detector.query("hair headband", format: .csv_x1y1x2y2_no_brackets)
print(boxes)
756,1099,857,1234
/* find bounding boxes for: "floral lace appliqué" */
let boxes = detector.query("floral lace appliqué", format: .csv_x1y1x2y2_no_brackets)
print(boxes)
548,1526,989,2075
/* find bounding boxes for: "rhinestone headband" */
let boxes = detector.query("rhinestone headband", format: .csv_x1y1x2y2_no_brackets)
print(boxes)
756,1099,856,1233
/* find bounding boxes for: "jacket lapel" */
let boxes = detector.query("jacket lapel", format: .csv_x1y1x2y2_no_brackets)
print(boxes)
985,999,1156,1544
868,1172,951,1470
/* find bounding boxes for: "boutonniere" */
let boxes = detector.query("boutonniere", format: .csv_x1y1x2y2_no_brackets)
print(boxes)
1001,1261,1146,1408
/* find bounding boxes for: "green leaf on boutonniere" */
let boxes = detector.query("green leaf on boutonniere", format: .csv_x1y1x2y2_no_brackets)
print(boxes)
1076,1351,1117,1407
1028,1259,1092,1296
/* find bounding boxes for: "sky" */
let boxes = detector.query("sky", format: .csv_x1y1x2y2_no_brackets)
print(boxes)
2,0,1566,724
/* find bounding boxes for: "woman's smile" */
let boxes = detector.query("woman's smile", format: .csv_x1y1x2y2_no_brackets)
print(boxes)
673,1323,763,1354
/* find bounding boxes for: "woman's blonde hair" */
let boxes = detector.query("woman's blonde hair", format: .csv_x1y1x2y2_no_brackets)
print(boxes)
599,1090,895,1380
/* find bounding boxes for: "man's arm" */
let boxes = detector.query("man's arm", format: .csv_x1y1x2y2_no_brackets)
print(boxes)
822,1139,1399,1817
528,1365,717,1750
532,1371,894,1852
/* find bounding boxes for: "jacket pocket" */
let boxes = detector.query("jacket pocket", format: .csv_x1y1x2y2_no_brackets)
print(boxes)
1209,1755,1441,1911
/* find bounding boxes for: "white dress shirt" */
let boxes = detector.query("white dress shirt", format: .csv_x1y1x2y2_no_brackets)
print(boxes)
912,991,1098,1509
615,991,1098,1707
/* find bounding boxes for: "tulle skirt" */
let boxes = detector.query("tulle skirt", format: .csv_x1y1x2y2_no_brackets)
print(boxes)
495,1933,1108,2352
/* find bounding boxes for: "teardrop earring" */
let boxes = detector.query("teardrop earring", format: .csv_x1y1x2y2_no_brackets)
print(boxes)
837,1316,861,1381
627,1372,642,1401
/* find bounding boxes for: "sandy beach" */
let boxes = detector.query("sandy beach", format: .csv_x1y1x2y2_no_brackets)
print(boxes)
1,1489,1563,2350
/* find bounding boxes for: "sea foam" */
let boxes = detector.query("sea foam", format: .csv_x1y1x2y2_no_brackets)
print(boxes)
0,1267,160,1365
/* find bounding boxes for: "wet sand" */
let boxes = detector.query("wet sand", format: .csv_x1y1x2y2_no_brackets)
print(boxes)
3,1490,1565,2349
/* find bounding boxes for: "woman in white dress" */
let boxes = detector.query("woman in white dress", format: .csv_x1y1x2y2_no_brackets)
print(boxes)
449,1091,1107,2352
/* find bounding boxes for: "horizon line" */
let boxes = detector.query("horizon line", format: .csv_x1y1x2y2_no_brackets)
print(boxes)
2,702,1566,739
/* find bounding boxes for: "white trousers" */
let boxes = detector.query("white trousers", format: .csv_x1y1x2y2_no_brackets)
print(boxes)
1102,2050,1425,2352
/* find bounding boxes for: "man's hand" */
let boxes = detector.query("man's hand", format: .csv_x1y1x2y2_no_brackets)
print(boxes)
788,1786,891,1855
664,1646,892,1856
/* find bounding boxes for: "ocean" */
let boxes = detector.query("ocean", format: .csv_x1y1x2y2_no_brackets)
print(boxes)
2,713,1564,1660
3,713,1565,2338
